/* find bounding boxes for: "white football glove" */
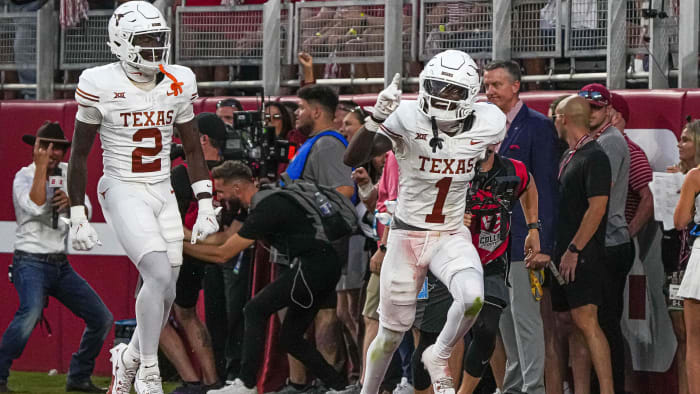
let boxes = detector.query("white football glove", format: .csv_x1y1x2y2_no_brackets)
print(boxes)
68,205,101,250
191,198,221,244
373,73,402,121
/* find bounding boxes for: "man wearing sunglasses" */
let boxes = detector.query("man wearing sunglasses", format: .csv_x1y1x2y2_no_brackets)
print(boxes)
577,83,632,394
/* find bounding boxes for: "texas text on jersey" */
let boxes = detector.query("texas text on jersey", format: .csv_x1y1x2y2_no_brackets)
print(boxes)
74,62,198,183
377,100,507,231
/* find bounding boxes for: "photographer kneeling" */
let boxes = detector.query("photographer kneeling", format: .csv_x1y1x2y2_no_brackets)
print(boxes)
183,161,350,394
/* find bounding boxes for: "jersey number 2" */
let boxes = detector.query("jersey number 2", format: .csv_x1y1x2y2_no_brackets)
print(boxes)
425,177,452,224
132,128,162,173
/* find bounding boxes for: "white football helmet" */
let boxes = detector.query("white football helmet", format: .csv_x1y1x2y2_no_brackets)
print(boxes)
417,50,481,122
107,1,170,71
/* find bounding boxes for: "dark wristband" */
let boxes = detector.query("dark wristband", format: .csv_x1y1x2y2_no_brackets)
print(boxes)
568,243,582,254
379,244,387,253
527,221,541,231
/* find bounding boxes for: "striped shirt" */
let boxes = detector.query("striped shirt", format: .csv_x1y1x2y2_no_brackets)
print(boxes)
624,134,653,224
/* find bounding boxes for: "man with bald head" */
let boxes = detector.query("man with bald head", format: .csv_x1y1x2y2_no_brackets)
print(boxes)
551,96,615,394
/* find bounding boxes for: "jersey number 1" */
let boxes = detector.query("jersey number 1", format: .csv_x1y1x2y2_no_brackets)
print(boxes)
425,177,452,224
132,128,162,173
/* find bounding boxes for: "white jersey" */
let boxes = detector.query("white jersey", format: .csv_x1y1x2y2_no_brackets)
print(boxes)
377,101,506,231
75,62,198,183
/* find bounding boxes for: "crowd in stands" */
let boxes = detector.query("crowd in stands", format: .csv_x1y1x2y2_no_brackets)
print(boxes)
0,0,685,100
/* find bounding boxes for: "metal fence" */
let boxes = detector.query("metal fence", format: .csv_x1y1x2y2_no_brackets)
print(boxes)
294,0,416,64
1,0,699,95
419,0,492,61
565,0,608,57
667,0,679,55
626,0,679,58
175,3,292,66
511,0,560,58
0,12,37,70
626,0,648,54
60,10,112,70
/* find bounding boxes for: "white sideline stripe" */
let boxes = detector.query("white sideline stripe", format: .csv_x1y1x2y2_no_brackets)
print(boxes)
0,221,127,256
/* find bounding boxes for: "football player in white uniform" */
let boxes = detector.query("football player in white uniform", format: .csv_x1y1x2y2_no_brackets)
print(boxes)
343,50,508,394
66,2,219,394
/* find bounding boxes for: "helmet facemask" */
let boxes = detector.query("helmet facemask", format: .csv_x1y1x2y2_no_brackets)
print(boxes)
130,30,170,68
420,78,473,122
114,30,170,71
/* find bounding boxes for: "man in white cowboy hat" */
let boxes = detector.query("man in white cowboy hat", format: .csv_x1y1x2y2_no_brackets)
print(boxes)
0,122,113,393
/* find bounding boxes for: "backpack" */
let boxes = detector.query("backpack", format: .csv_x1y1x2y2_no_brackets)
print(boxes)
251,175,358,244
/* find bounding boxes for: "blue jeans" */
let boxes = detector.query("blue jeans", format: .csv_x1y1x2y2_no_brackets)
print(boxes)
0,252,113,383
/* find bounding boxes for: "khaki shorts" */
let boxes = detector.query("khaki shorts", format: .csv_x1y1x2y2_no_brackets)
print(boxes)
362,273,380,320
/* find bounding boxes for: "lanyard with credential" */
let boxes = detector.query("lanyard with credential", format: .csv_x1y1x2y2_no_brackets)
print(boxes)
558,134,591,180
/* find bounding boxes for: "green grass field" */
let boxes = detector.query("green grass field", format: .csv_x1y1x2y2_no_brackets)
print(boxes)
4,371,179,393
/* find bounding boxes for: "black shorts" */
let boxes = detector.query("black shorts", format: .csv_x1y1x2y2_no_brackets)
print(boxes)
550,249,605,312
414,260,508,334
174,255,206,308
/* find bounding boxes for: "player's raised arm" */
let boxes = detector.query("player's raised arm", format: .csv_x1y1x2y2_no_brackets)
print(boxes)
67,120,101,250
177,119,220,243
344,74,401,167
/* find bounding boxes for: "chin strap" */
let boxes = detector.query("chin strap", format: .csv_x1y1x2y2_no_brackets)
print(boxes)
429,116,444,153
159,64,183,96
121,62,156,83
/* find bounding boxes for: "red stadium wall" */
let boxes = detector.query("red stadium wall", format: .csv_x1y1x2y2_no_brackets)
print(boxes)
0,89,695,391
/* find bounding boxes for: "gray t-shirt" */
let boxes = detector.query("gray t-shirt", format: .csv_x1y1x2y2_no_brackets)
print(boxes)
596,125,631,246
301,134,354,190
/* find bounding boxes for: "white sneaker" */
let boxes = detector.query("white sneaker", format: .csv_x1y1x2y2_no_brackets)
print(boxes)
492,389,502,394
108,343,139,394
134,365,164,394
420,345,453,394
392,377,414,394
208,378,259,394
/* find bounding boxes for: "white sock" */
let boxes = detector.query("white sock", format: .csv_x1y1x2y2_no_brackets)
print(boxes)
124,343,140,369
360,326,404,394
135,252,175,366
435,269,484,359
138,356,160,379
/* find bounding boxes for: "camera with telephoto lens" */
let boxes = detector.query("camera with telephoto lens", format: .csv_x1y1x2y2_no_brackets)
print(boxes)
223,110,292,180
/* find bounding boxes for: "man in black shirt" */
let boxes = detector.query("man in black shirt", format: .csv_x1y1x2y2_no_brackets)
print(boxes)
551,96,614,394
183,161,348,394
